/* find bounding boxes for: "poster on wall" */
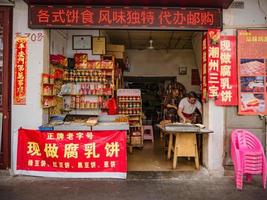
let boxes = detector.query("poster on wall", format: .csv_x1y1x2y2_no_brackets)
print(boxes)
237,30,267,115
13,36,28,105
16,129,127,179
215,36,238,106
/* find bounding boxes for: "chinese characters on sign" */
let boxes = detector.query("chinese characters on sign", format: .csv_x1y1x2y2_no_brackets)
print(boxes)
17,129,127,176
237,30,267,115
13,36,27,105
202,29,221,100
29,6,222,30
215,36,238,106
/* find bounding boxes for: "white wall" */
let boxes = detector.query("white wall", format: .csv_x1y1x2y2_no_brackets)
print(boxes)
12,0,49,171
223,0,267,29
66,30,100,60
50,30,68,55
125,49,200,92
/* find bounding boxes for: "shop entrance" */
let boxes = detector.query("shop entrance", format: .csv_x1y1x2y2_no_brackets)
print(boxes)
49,29,204,172
0,7,12,169
102,30,203,171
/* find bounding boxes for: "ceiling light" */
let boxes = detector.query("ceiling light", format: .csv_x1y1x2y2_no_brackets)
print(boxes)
147,39,154,50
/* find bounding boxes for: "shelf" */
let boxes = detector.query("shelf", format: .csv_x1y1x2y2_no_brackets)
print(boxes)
62,94,112,96
68,68,113,71
71,107,101,110
130,125,142,127
42,83,54,85
119,107,142,110
118,101,142,103
42,94,55,97
42,105,56,109
120,114,141,116
63,81,111,84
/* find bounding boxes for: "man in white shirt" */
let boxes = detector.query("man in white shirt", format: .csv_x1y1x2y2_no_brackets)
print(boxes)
178,91,202,123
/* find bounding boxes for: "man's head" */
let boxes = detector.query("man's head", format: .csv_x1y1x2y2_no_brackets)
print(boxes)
187,91,198,104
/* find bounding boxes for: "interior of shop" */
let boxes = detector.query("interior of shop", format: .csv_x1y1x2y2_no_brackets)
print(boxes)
47,29,203,172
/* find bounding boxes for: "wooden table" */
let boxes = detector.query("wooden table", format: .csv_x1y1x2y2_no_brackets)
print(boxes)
157,125,212,169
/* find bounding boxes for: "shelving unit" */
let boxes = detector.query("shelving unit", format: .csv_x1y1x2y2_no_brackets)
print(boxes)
61,59,115,113
41,74,56,109
117,89,143,152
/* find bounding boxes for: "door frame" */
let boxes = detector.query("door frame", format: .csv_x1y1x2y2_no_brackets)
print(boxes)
0,6,12,169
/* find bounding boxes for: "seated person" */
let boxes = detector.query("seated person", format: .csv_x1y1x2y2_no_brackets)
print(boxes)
177,91,202,123
164,88,183,122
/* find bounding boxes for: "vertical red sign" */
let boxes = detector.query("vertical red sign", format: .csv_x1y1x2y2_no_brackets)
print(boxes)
207,29,221,99
13,36,28,105
216,36,238,106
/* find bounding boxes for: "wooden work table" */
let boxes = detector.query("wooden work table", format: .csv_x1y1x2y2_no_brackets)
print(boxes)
157,124,213,169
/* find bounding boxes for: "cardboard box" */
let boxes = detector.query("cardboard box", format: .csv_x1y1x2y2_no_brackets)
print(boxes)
107,51,125,59
107,44,125,52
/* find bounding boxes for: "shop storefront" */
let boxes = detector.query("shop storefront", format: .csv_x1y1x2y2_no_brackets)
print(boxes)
8,0,267,178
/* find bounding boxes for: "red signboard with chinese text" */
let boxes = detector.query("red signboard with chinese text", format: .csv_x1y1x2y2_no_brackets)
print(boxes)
237,30,267,115
17,129,127,177
202,29,221,101
215,36,237,106
29,5,222,30
207,29,221,99
13,36,28,105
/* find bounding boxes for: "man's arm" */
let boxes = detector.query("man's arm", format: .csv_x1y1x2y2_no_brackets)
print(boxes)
177,107,186,123
166,104,178,110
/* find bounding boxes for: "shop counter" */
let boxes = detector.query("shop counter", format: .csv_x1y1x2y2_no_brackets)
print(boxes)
157,124,213,169
53,122,129,131
15,120,129,179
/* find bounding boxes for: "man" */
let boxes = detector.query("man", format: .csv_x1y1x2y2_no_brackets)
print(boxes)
164,88,183,122
177,91,202,123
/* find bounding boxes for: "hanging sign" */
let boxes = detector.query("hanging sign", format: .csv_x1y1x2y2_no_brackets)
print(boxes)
16,128,127,179
13,36,28,105
202,29,221,100
215,36,238,106
28,5,222,30
237,30,267,115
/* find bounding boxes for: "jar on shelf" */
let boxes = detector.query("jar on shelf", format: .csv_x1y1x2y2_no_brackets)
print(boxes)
42,74,50,84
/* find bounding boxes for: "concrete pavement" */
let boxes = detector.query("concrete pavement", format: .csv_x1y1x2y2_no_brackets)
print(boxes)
0,172,266,200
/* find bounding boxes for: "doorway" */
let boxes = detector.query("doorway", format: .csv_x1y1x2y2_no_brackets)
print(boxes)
0,7,12,169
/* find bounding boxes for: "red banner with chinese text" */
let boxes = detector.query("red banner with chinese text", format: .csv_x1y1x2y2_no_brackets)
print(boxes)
17,129,127,174
13,36,27,105
237,30,267,115
29,5,222,30
215,36,238,106
207,29,221,99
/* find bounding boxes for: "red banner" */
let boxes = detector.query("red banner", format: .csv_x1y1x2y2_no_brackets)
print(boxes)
29,5,222,30
207,29,221,99
202,29,221,101
237,30,267,115
13,36,27,105
215,36,238,106
17,129,127,176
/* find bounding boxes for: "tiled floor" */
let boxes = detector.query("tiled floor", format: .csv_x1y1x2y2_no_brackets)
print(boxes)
127,133,197,171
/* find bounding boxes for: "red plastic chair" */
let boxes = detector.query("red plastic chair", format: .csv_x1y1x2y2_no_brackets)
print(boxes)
231,129,267,190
